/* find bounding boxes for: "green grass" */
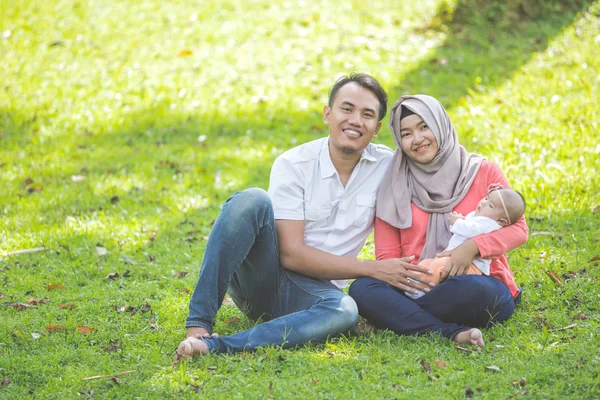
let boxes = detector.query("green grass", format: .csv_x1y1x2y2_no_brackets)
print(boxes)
1,0,599,398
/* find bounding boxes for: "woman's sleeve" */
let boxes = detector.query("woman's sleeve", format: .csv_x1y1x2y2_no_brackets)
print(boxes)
472,162,529,259
374,217,402,260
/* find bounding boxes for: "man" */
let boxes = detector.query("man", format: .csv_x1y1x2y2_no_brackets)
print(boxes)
176,73,433,358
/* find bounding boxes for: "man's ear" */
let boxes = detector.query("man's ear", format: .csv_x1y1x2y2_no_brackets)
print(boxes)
373,120,382,137
323,105,331,124
498,218,509,227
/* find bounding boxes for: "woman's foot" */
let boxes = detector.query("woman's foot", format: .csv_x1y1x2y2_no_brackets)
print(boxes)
453,328,485,348
175,337,209,361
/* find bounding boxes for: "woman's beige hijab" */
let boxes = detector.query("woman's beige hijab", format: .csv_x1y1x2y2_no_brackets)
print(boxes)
376,95,484,261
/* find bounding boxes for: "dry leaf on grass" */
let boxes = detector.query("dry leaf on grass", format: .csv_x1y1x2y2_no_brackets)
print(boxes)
225,317,241,324
174,271,188,278
1,376,10,387
58,303,76,310
75,326,95,335
47,283,66,290
46,324,66,331
573,312,588,320
3,302,32,310
28,298,49,305
106,272,120,280
435,359,448,368
420,360,432,373
545,270,564,286
485,365,501,372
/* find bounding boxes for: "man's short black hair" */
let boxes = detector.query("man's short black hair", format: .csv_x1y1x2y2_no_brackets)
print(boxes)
328,73,388,121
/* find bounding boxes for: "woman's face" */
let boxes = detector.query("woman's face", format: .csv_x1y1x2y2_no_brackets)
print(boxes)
399,114,439,163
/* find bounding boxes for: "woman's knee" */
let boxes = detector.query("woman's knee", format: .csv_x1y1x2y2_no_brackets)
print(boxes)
348,277,384,304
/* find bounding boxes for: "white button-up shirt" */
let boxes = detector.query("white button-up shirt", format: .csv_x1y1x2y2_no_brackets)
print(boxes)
268,137,393,288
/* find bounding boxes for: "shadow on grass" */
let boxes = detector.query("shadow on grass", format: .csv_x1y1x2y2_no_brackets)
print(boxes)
390,0,595,105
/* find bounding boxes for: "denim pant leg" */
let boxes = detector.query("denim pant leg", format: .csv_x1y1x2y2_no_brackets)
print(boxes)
349,276,515,340
417,275,516,328
204,270,358,354
185,188,281,332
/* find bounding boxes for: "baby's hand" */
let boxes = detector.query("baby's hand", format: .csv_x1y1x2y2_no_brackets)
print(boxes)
449,212,465,225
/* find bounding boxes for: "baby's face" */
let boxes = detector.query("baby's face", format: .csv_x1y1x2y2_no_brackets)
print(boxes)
474,190,509,221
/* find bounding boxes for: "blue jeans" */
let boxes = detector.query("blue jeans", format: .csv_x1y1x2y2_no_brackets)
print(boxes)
349,275,516,340
186,188,358,353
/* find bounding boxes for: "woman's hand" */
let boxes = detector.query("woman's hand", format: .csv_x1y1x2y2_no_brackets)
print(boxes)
371,256,435,294
436,239,479,281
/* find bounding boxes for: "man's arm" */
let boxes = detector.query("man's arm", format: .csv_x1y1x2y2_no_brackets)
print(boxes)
276,220,434,294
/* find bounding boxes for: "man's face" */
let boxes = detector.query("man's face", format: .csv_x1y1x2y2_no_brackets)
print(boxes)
324,82,382,157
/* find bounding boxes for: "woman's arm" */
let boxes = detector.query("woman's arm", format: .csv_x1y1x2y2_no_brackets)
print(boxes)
471,162,529,259
374,217,403,260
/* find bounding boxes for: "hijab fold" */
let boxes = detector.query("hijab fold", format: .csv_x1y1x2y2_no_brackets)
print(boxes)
376,95,484,261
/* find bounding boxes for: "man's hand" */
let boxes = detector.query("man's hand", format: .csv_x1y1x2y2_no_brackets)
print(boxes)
449,211,465,225
437,239,479,281
370,256,435,294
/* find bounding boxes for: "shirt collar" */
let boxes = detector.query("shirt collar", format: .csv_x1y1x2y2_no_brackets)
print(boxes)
319,138,377,179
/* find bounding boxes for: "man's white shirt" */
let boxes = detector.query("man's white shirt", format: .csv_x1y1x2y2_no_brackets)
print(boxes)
268,137,393,288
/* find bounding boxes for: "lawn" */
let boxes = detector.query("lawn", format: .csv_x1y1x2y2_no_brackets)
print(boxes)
1,0,599,398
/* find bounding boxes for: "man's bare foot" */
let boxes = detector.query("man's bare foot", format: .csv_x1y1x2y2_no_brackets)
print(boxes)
453,328,485,348
186,326,210,339
175,337,208,361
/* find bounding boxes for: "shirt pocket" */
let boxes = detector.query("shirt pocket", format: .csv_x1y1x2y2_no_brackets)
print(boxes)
305,207,332,228
354,194,377,228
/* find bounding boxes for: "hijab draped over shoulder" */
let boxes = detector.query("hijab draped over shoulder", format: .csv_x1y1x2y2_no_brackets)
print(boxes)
376,95,484,261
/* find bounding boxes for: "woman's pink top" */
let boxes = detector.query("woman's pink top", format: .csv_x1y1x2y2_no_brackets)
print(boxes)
375,161,528,298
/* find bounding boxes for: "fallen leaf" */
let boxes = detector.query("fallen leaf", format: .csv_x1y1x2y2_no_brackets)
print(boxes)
76,326,95,335
548,323,577,332
562,272,577,280
512,378,527,387
3,302,31,310
46,324,66,331
485,365,501,372
545,270,563,286
71,175,86,182
533,316,548,328
589,255,600,263
1,376,10,387
0,293,4,299
573,312,588,320
178,49,193,57
27,298,49,305
111,377,121,385
591,204,600,213
174,271,188,278
58,303,76,310
420,360,432,373
435,359,448,368
465,388,474,397
122,270,131,277
110,196,119,204
116,305,137,314
31,332,41,339
207,366,217,371
150,322,159,330
312,378,319,385
47,283,66,290
106,272,120,280
101,340,121,353
96,246,108,256
189,384,201,393
180,288,191,294
225,317,241,324
140,302,152,313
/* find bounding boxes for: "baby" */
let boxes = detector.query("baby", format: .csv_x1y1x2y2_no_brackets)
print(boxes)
406,184,526,299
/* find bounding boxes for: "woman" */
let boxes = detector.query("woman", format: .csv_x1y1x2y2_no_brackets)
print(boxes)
349,95,528,348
